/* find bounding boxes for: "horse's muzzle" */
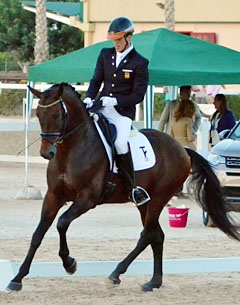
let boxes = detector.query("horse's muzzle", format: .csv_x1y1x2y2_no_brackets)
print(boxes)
40,143,57,160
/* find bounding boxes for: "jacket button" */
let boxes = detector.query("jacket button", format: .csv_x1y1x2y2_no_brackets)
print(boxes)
113,74,116,77
112,84,115,87
109,93,113,96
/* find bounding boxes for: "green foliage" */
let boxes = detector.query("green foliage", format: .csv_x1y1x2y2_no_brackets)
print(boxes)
49,23,83,58
228,95,240,120
0,0,83,66
153,93,166,120
0,90,25,115
0,52,20,70
0,0,35,62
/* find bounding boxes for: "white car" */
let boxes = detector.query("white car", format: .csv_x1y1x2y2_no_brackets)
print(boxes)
203,121,240,226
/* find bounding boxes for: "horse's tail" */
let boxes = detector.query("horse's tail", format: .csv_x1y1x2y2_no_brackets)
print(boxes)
185,147,240,241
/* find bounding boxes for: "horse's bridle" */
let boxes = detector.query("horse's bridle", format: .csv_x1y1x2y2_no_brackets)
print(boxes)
38,98,69,145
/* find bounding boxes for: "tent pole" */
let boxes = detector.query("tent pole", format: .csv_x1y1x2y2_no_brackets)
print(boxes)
167,86,178,100
24,82,31,187
143,85,154,129
15,81,42,200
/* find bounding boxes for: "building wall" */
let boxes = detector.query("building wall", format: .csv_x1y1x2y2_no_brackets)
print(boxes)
92,22,240,51
88,0,240,23
86,0,240,51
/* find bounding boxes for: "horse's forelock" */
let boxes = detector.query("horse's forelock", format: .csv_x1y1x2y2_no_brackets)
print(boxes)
44,83,62,97
61,83,82,101
43,83,82,103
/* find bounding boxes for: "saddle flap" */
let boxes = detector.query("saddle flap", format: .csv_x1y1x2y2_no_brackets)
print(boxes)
94,121,156,173
91,112,117,146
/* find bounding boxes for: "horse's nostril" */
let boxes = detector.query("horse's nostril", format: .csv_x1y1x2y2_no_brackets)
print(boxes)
40,144,57,160
40,150,56,160
49,152,55,159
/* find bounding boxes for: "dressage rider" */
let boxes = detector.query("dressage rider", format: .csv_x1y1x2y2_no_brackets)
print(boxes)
83,17,150,206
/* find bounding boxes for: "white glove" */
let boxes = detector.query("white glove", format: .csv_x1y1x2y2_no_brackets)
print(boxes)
83,97,93,108
101,96,118,107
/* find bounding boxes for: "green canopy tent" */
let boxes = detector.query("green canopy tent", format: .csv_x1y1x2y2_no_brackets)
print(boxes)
28,28,240,127
29,28,240,86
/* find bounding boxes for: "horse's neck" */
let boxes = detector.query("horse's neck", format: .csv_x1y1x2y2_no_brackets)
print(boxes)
61,90,101,149
64,103,100,146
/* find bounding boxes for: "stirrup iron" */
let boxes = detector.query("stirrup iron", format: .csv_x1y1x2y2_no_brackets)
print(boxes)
131,186,150,206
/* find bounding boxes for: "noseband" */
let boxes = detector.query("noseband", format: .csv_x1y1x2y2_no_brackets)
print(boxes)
38,98,68,145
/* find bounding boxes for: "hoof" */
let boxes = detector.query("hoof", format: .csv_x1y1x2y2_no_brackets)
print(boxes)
65,259,77,275
6,281,22,292
141,281,161,292
105,276,121,289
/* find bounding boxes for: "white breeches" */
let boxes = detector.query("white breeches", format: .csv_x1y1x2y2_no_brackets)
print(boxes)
99,106,132,154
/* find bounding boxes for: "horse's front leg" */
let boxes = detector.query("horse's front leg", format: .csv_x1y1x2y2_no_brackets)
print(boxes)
57,197,92,274
6,192,61,292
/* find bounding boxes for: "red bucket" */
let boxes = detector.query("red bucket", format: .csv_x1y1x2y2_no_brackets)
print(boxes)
168,207,189,228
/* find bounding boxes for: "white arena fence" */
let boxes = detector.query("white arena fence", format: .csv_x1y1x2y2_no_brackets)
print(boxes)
2,257,240,291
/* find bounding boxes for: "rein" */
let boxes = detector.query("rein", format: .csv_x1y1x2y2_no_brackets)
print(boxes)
38,98,81,145
38,99,62,109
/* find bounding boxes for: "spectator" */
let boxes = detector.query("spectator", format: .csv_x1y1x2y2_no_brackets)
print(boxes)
158,85,201,136
209,93,236,146
171,100,196,150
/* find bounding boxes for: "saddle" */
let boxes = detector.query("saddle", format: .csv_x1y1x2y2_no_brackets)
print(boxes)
91,112,117,147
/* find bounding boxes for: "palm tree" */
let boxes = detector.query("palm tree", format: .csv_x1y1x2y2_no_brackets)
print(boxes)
34,0,49,64
164,0,175,31
163,1,177,100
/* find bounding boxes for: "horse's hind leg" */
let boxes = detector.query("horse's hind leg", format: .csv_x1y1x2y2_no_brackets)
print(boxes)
107,221,164,292
142,223,164,292
107,229,151,287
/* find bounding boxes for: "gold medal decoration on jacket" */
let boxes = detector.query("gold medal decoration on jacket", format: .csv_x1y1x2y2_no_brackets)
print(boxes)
124,72,130,79
122,69,133,79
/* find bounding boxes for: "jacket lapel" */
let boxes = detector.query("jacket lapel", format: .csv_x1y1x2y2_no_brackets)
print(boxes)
114,48,136,71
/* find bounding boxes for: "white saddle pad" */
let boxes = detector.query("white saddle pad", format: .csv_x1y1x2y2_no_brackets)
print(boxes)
94,121,156,173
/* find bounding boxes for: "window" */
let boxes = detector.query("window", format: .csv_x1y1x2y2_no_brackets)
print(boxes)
190,32,217,44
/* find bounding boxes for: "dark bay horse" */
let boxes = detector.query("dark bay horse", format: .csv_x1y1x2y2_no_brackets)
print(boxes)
7,83,240,292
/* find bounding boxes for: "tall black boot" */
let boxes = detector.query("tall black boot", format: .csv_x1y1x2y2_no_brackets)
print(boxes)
117,151,150,206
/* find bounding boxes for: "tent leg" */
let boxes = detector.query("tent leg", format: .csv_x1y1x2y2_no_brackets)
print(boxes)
15,81,42,200
143,85,154,129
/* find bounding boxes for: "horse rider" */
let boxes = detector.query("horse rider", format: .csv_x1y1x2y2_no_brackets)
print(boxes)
83,17,150,206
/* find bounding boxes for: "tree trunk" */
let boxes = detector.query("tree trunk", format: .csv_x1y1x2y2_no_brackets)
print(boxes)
34,0,49,65
164,0,175,31
164,1,177,100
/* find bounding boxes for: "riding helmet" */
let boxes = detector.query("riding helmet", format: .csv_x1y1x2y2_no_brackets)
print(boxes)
107,17,134,40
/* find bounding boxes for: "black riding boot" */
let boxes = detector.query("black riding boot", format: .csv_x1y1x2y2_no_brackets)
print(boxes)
117,151,150,206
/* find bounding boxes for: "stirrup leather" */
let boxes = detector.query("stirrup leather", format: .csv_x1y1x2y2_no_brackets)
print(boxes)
131,186,150,206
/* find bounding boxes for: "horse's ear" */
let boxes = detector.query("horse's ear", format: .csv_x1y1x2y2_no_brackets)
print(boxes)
28,85,42,98
57,83,65,96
